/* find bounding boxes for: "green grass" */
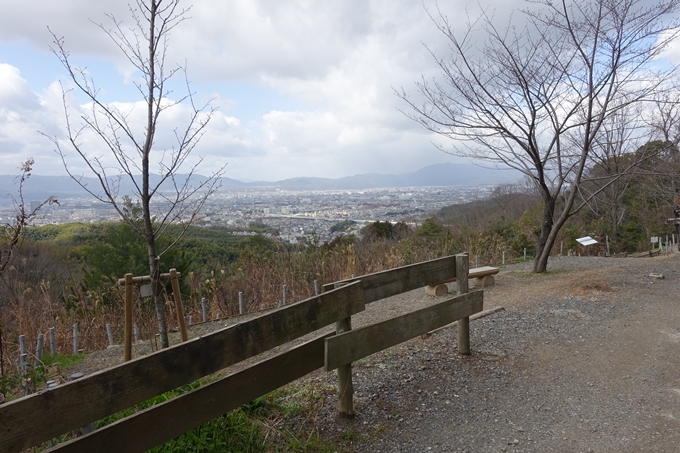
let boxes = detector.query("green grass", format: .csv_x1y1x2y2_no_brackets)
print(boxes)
40,352,86,369
32,380,342,453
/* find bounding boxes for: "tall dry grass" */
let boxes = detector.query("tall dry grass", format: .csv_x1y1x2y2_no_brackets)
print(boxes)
0,235,469,385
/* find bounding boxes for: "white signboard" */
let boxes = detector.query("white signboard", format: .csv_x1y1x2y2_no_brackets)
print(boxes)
576,236,598,246
140,283,153,298
651,236,659,243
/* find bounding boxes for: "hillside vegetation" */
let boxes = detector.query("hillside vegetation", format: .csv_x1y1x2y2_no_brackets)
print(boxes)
1,150,677,400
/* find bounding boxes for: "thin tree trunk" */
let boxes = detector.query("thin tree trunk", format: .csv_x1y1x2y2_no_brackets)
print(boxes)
148,240,169,349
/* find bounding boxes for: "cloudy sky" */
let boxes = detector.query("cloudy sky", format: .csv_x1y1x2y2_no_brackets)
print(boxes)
0,0,678,182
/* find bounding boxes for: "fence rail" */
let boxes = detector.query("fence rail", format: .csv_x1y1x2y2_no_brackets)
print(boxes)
0,254,483,453
0,281,364,453
322,255,457,303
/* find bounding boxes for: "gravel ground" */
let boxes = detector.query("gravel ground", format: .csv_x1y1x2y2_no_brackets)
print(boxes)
66,253,680,452
307,253,680,452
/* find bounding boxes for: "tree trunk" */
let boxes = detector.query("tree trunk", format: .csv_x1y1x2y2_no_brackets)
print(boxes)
532,194,556,273
148,240,169,349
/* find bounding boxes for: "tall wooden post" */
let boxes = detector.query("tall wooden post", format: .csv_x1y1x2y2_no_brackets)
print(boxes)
327,281,355,418
124,273,133,362
456,253,470,355
170,268,188,342
336,316,354,418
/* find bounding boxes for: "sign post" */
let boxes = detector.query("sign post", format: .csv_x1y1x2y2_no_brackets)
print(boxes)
576,236,598,256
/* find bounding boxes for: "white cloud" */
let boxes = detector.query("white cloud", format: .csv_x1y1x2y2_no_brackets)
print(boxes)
0,0,545,181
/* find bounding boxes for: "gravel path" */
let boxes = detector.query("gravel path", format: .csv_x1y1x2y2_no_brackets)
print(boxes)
66,253,680,452
308,254,680,452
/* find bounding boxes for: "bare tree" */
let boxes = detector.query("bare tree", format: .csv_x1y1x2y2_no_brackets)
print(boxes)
1,159,57,379
642,92,680,205
577,105,644,240
1,160,58,276
398,0,680,272
43,0,226,348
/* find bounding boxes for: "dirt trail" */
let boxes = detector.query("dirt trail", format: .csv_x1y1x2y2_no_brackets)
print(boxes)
312,254,680,453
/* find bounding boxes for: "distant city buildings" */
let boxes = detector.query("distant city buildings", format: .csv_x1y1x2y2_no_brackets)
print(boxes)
0,186,493,243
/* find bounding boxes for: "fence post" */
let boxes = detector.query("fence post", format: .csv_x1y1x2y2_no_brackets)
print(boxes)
314,280,319,296
170,268,188,342
336,315,354,418
201,297,208,322
238,292,244,315
524,248,527,261
124,273,133,362
35,334,44,366
73,323,79,355
502,251,505,265
456,253,470,355
49,327,56,357
133,324,139,343
283,285,287,306
560,241,564,256
475,255,479,268
106,323,114,346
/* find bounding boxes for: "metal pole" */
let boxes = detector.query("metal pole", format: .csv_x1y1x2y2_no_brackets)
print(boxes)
189,315,193,325
106,323,114,346
502,251,505,265
314,280,319,296
238,292,244,314
35,334,44,366
49,327,56,356
133,324,139,343
201,297,208,322
475,255,479,268
19,334,26,356
73,323,79,355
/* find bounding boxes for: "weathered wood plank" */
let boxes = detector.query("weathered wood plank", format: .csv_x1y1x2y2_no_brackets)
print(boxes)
324,290,483,371
46,333,332,453
322,255,457,303
456,254,471,355
0,281,364,453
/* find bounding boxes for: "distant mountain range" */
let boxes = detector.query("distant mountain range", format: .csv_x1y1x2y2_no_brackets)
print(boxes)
0,163,521,203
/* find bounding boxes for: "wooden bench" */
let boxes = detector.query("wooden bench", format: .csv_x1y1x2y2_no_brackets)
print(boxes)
425,266,500,296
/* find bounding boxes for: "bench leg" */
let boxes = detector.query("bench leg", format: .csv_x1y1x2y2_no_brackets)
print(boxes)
425,284,449,296
472,275,495,287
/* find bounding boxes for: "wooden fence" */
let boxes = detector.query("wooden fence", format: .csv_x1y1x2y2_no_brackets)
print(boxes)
0,253,482,453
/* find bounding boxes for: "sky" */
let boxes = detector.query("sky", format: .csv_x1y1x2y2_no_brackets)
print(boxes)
0,0,679,182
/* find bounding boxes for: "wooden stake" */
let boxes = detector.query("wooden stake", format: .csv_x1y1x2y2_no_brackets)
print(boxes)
124,273,133,362
336,316,354,418
456,254,470,355
170,269,188,342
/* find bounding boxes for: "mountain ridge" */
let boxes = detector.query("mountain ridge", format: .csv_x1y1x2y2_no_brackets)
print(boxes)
0,163,521,202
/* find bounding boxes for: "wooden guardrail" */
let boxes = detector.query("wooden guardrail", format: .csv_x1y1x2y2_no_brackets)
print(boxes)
0,254,483,453
321,254,457,302
0,282,365,453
